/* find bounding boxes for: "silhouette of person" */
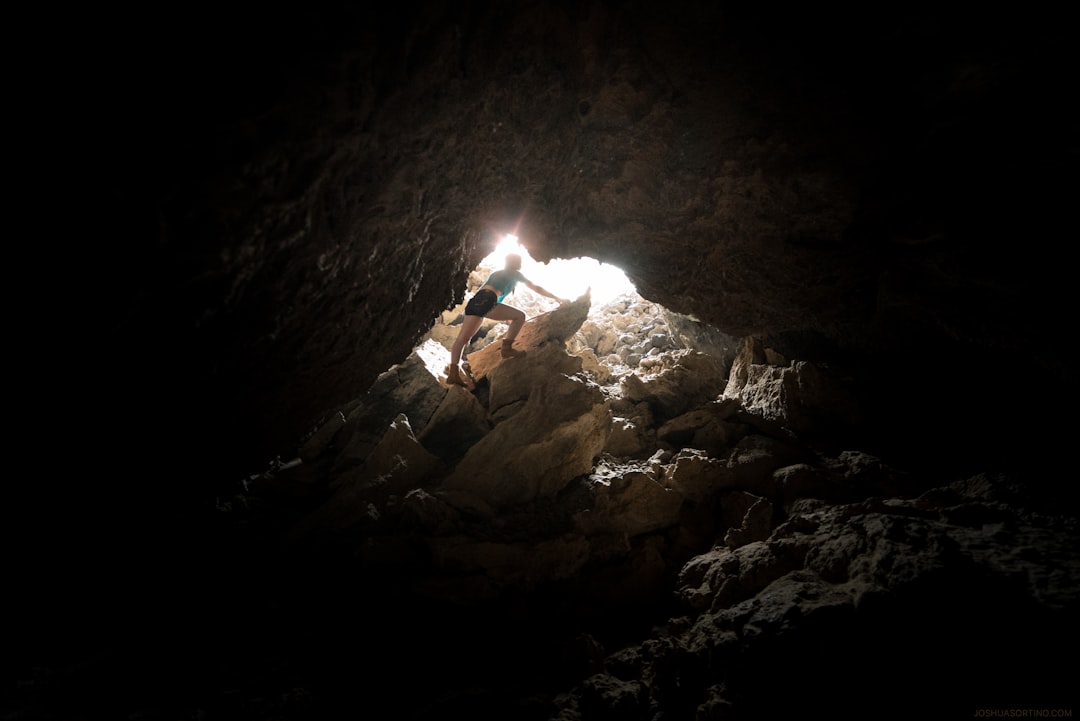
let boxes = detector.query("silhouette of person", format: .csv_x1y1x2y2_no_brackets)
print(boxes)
446,253,569,387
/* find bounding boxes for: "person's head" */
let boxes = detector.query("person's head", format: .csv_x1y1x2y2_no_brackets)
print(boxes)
505,253,522,270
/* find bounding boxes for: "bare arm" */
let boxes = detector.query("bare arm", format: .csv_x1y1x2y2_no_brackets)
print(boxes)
523,279,570,304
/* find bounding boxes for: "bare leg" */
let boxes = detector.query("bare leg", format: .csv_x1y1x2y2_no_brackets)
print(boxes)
448,305,527,386
483,304,526,340
450,314,486,367
483,304,527,358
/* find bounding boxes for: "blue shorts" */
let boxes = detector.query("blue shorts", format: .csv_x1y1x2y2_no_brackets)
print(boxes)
464,289,498,316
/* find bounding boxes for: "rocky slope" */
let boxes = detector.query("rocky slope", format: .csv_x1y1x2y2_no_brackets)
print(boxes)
181,293,1075,720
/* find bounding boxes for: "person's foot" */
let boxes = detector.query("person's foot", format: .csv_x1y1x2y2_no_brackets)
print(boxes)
460,362,477,385
500,340,525,359
445,364,469,387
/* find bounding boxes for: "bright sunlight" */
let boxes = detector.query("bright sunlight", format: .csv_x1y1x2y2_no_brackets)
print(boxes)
481,234,637,307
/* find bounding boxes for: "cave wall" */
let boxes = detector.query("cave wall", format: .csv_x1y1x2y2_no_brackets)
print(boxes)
42,0,1075,492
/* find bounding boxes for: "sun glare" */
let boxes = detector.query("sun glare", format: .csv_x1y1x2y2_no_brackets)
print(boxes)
480,234,636,307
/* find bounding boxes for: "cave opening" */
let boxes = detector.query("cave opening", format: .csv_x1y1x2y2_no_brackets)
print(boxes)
479,233,639,310
413,232,679,387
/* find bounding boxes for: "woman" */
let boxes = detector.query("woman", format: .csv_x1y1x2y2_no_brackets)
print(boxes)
446,253,569,387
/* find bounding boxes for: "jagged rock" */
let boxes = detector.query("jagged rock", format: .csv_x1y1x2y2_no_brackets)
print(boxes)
663,449,737,503
723,335,865,441
570,346,612,385
619,349,727,422
655,397,744,456
722,493,773,548
664,310,743,369
571,318,611,356
363,347,449,436
573,465,685,537
676,540,797,612
485,342,585,418
364,413,443,487
416,384,491,461
596,477,1080,719
284,414,442,547
319,350,450,478
823,450,916,499
726,433,814,496
603,413,658,459
430,488,501,521
723,336,769,398
398,487,467,533
579,673,644,719
442,372,611,509
729,362,791,423
773,462,846,508
726,356,863,435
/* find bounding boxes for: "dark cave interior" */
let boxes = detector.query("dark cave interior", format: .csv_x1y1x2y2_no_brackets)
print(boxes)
7,1,1077,719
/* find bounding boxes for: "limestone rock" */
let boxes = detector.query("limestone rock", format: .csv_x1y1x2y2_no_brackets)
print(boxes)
773,462,845,508
417,384,491,461
442,372,611,509
284,413,442,548
663,448,737,503
398,487,467,534
603,412,658,459
676,540,796,612
364,347,449,436
723,336,769,398
619,350,727,422
485,342,584,418
655,397,744,456
824,450,916,499
722,493,773,548
726,355,863,436
573,466,684,537
726,434,814,496
572,346,613,385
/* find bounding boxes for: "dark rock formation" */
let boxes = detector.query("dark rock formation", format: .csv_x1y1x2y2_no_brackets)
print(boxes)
11,1,1077,719
45,0,1075,479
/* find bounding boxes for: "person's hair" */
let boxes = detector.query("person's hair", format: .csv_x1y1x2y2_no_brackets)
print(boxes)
505,253,522,267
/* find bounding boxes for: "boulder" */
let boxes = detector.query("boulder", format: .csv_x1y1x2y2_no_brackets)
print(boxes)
442,372,611,509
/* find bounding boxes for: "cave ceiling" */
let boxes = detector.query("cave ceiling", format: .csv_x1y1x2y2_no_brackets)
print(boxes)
49,1,1075,481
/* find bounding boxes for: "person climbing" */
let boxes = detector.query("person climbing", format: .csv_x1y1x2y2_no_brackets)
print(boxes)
446,252,570,387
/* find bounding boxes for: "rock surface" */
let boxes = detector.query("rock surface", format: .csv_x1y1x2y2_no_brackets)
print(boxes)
158,293,1071,719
